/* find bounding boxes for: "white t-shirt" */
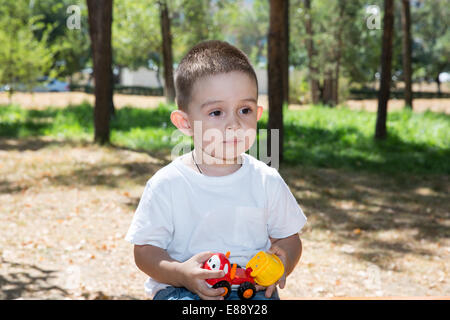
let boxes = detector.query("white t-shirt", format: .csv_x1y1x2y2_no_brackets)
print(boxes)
125,152,307,299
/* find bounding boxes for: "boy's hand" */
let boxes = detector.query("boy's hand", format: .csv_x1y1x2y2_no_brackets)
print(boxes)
179,251,227,300
255,244,287,298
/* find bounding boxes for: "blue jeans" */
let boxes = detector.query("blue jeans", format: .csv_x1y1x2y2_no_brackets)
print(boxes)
153,286,280,300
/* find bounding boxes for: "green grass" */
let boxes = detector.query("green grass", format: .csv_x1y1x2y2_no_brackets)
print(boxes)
1,102,449,174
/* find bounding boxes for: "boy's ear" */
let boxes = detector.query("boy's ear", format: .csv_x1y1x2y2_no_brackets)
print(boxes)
256,106,264,121
170,110,193,136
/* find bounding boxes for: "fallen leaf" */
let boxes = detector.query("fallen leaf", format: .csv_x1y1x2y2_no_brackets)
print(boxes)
93,291,109,300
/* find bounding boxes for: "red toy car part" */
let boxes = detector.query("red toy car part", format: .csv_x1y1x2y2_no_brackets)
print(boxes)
203,251,256,300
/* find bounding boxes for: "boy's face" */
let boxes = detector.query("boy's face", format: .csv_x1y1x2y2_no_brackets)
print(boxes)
172,71,263,163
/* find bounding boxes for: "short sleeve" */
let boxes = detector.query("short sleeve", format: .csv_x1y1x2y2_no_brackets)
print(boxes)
267,174,307,239
124,180,173,249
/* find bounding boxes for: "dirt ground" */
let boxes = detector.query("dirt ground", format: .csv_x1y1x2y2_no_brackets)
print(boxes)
0,137,448,300
1,93,449,299
0,92,166,110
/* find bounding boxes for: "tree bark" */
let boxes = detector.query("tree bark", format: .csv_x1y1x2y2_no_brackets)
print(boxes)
282,0,289,105
332,56,340,106
322,70,334,106
436,73,442,97
159,0,175,104
87,0,114,145
401,0,413,109
375,0,395,140
304,0,320,105
332,2,346,107
268,0,288,165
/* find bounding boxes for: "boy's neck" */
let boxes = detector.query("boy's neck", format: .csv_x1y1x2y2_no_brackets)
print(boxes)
191,148,243,177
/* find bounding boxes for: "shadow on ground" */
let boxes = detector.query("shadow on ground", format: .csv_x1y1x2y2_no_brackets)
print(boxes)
1,135,449,272
0,258,68,300
0,258,140,300
280,164,449,269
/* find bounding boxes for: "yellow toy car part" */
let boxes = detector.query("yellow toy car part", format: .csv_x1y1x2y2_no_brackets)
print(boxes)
246,251,285,287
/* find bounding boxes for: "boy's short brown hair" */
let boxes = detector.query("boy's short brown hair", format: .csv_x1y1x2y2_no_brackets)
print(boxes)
174,40,258,113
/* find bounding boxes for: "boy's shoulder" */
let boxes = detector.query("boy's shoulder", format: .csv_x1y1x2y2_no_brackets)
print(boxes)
142,157,181,191
144,152,283,191
245,153,283,180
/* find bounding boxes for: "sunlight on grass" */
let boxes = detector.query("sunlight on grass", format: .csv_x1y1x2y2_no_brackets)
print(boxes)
1,102,449,174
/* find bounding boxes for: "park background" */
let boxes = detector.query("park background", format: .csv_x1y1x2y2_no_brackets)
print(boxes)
0,0,449,299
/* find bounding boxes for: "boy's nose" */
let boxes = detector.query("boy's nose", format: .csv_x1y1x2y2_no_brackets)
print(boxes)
226,123,239,130
225,115,240,130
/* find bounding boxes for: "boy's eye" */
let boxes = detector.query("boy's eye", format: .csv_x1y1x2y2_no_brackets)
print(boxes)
209,110,221,117
240,107,252,115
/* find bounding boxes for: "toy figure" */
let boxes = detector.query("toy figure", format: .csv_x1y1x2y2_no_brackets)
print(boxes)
202,250,284,300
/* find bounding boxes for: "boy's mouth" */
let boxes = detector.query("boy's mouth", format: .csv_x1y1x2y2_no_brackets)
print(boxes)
223,138,241,144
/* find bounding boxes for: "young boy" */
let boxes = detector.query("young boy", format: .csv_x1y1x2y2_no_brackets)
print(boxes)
125,40,307,300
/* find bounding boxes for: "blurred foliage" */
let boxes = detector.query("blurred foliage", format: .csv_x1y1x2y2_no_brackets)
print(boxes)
0,0,448,94
411,0,450,83
112,0,161,70
0,0,54,94
29,0,90,80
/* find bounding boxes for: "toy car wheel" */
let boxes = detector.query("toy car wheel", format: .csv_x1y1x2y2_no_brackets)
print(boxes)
213,280,231,299
237,282,256,300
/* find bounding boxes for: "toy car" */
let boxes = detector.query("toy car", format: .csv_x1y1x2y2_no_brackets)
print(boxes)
203,251,256,300
246,251,285,287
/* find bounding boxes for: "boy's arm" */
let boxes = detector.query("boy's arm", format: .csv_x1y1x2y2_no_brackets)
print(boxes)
269,233,302,277
134,244,184,287
133,244,226,300
256,233,302,298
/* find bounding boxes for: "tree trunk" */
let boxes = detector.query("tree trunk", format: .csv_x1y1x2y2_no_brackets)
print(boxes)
375,0,395,140
87,0,114,145
332,2,346,106
110,5,116,118
401,0,413,109
110,68,115,118
159,0,175,104
304,0,320,105
268,0,288,165
436,73,442,97
282,0,289,105
322,71,334,106
156,59,163,88
332,60,340,106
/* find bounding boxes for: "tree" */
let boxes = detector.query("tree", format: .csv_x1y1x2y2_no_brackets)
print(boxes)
112,0,160,70
412,0,450,95
0,0,53,102
282,0,289,105
171,0,224,61
158,0,176,104
303,0,319,104
401,0,413,109
87,0,114,145
29,0,91,83
293,0,363,106
375,0,395,140
268,0,289,164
